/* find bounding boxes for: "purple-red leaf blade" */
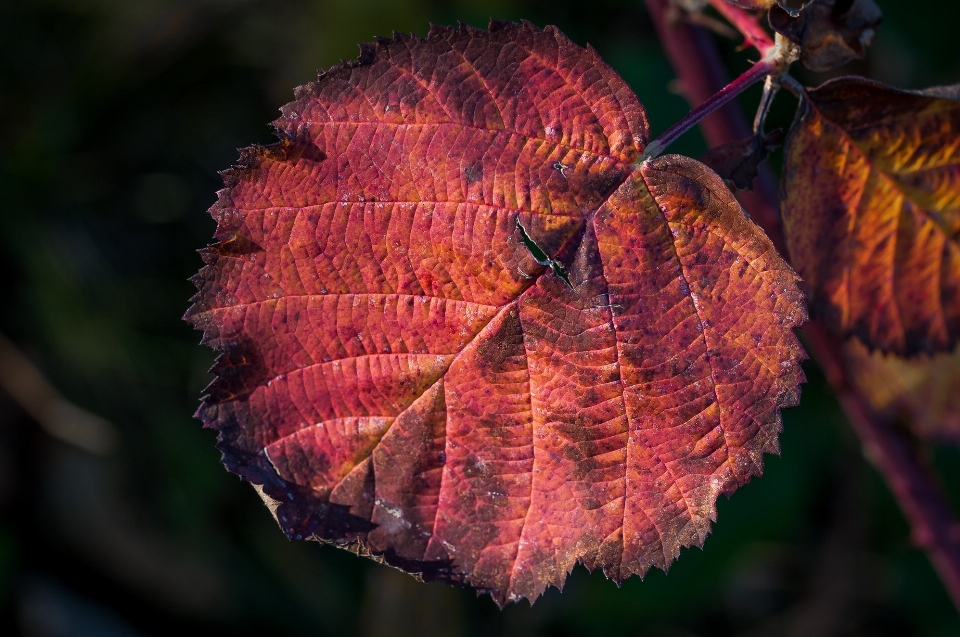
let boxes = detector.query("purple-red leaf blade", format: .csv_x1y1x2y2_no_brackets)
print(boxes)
187,20,807,605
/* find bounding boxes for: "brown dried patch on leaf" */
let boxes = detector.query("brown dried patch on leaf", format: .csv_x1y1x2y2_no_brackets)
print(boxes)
844,339,960,445
698,129,782,192
781,76,960,355
186,20,807,605
770,0,882,72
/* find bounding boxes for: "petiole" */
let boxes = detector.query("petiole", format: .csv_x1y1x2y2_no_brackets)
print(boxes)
639,55,776,161
706,0,776,54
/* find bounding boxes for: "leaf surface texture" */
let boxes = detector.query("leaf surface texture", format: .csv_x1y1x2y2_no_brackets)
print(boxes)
782,77,960,354
187,21,807,604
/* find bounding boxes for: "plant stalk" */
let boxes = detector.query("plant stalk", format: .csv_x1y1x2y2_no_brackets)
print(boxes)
645,0,960,613
802,323,960,609
706,0,776,53
640,56,775,161
644,0,781,238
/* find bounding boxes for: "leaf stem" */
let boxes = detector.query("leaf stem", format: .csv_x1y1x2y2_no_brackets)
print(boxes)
752,74,779,134
645,0,782,237
640,56,775,161
778,72,806,97
706,0,776,53
645,0,960,612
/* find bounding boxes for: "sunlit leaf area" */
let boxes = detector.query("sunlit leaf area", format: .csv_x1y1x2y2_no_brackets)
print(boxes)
2,1,959,635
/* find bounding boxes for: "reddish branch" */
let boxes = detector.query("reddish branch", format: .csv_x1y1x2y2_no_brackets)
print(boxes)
641,56,775,160
644,0,960,611
803,323,960,607
706,0,775,52
644,0,783,247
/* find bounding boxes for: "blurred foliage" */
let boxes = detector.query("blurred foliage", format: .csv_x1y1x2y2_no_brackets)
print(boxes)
0,0,959,635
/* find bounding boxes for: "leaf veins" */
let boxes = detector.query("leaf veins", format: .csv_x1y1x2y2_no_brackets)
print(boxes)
186,20,807,605
781,76,960,355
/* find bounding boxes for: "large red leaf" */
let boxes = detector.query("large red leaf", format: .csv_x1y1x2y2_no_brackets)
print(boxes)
186,21,806,604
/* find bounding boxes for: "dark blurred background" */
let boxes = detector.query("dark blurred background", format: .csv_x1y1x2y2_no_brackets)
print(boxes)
1,1,959,635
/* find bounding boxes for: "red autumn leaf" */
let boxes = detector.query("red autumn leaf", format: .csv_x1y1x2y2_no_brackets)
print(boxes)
781,77,960,355
186,20,807,604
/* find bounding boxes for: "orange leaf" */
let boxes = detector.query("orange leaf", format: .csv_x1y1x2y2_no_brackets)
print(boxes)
844,339,960,445
782,77,960,355
186,21,807,604
721,0,776,10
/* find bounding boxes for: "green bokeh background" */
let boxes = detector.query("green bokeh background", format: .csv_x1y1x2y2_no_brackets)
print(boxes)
1,1,959,635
